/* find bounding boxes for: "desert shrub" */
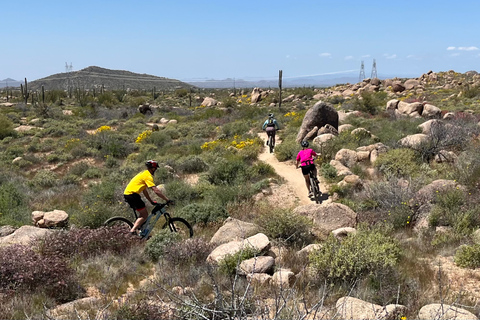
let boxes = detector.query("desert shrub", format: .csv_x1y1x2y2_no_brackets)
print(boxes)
320,162,338,181
97,91,116,107
163,238,214,265
37,227,139,259
87,130,134,159
146,130,172,147
351,91,388,115
68,161,91,177
255,208,313,246
428,189,480,234
144,229,181,262
0,244,83,302
221,121,250,138
177,202,227,225
177,156,208,174
206,156,250,185
375,148,420,178
164,180,199,206
0,114,15,139
113,299,171,320
249,161,275,178
30,170,58,188
454,144,480,189
83,167,102,179
274,136,298,162
175,88,189,97
309,226,401,283
454,244,480,268
0,181,29,226
218,246,259,275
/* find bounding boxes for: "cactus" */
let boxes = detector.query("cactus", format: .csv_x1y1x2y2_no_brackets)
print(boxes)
23,78,29,104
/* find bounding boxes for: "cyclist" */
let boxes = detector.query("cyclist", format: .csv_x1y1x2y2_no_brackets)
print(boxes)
262,113,280,148
295,141,318,197
124,160,172,235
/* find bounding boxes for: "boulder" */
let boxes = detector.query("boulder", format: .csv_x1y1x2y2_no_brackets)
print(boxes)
335,149,358,168
336,297,406,320
417,303,477,320
293,202,357,235
201,97,218,107
0,225,54,247
422,103,441,119
210,217,259,245
207,233,270,264
238,256,275,275
296,101,338,143
398,133,429,148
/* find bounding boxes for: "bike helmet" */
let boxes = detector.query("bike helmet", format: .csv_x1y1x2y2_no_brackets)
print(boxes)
268,113,274,118
145,160,159,169
301,141,309,148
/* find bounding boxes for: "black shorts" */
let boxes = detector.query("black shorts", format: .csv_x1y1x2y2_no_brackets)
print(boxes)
301,164,315,176
124,193,146,211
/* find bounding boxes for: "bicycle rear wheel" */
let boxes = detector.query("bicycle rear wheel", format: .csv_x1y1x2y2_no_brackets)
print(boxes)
162,217,193,239
104,217,133,231
269,136,274,153
310,176,321,204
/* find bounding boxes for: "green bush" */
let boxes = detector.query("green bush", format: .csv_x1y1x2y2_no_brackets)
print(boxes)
30,170,58,188
274,136,298,162
375,148,420,178
206,156,249,185
454,244,480,269
309,227,401,283
177,202,227,225
164,180,199,206
177,156,208,174
0,114,15,139
144,229,181,262
218,246,259,275
255,208,313,246
320,162,338,181
0,181,29,226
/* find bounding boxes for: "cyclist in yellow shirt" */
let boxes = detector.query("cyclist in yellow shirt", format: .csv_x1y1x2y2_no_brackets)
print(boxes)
124,160,172,235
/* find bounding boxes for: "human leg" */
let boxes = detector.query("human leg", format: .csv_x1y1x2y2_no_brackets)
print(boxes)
131,207,148,233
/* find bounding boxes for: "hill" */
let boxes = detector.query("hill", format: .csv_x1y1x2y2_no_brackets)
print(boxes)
28,66,195,91
0,78,22,88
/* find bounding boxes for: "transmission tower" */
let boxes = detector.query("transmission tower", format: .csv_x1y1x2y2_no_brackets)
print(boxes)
65,62,69,73
371,59,378,79
359,61,365,82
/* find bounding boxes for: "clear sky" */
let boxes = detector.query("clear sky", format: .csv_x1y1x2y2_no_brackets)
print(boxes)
2,0,479,82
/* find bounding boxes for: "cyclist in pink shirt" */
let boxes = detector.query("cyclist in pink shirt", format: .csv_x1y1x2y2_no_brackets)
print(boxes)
295,141,318,197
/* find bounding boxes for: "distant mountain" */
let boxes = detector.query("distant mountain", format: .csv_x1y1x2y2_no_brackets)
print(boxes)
0,78,22,88
28,66,195,91
184,73,390,89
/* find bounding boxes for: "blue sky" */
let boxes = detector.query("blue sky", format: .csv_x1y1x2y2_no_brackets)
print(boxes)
2,0,479,82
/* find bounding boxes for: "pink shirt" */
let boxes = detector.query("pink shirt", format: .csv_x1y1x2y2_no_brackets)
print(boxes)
296,149,317,166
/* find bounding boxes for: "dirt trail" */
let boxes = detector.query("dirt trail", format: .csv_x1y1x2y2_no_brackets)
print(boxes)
257,135,328,206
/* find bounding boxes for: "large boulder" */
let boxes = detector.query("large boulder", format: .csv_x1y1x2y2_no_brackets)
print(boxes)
336,296,406,320
209,217,259,245
238,256,275,275
417,303,477,320
398,133,430,148
207,233,270,264
296,101,338,143
32,209,69,228
201,97,218,107
293,202,357,236
0,225,54,247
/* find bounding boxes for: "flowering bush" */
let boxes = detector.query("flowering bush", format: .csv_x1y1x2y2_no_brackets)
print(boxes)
95,125,112,133
135,129,153,143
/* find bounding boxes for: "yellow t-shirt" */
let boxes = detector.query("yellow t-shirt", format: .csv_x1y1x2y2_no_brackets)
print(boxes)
124,170,156,195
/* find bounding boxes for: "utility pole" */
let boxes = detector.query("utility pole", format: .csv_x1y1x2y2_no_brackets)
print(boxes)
359,61,365,83
278,70,282,108
371,59,378,79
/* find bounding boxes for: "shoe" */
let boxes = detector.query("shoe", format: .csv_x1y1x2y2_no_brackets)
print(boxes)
266,141,268,146
308,192,313,197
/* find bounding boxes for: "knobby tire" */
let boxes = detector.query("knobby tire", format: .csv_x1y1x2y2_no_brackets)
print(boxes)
104,217,134,231
310,175,321,204
162,217,193,238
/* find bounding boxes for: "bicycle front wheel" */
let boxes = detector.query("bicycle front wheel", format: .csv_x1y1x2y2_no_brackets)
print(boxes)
104,217,133,231
162,217,193,239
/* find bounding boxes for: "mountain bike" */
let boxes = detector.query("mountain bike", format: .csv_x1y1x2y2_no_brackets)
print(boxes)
104,202,193,240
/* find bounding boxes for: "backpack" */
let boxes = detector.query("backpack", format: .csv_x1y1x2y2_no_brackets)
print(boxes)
266,118,275,127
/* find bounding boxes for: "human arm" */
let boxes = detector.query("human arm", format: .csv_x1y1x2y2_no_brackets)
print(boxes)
151,186,170,202
262,120,267,130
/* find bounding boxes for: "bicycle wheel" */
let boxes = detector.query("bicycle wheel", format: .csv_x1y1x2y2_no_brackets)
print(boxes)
162,217,193,239
104,217,133,231
269,136,274,153
310,176,321,204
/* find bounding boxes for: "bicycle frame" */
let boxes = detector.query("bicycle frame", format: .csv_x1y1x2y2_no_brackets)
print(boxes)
132,203,169,239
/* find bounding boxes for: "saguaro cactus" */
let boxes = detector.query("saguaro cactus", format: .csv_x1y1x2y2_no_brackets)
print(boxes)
21,78,29,104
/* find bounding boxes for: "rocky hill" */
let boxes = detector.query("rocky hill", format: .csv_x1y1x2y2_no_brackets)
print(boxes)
28,66,195,91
